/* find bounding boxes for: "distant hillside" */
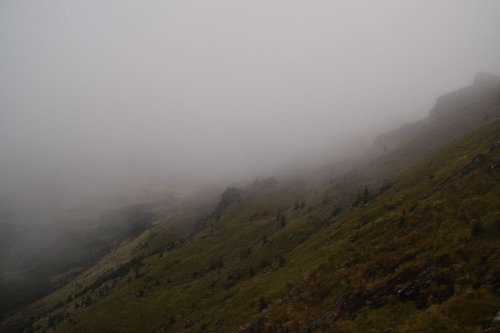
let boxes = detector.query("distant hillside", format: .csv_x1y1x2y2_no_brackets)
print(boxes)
2,75,500,332
0,201,172,321
372,71,500,155
325,72,500,204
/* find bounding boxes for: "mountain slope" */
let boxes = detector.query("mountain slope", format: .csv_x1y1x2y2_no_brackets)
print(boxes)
1,75,500,332
323,72,500,206
372,71,500,156
255,117,500,332
5,116,498,333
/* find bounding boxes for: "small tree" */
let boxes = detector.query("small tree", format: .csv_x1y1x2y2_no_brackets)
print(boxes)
258,297,268,312
471,221,484,236
353,189,362,206
279,256,286,266
332,206,342,217
280,215,287,228
363,187,370,205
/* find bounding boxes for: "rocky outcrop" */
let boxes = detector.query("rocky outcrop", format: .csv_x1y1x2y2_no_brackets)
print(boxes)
429,71,500,118
211,186,241,221
370,72,500,158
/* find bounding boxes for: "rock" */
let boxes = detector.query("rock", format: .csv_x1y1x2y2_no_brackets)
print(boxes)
244,317,264,333
462,153,485,176
212,186,241,220
184,320,194,329
489,142,500,151
396,283,419,302
219,187,241,208
314,311,333,327
493,310,500,326
419,193,429,200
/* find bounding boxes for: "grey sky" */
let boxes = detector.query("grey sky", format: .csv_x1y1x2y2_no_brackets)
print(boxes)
1,1,500,205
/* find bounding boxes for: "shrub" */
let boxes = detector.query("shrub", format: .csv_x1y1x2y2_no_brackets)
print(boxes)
258,297,268,312
471,221,484,236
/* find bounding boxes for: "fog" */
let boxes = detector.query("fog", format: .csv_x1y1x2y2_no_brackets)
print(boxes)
2,1,500,217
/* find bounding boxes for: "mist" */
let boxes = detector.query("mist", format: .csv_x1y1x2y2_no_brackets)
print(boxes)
2,1,500,218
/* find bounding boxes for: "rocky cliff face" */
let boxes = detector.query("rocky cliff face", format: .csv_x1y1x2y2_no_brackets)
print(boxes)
429,71,500,118
371,72,500,157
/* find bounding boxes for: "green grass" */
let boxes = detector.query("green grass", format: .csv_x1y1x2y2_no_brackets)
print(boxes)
4,117,500,332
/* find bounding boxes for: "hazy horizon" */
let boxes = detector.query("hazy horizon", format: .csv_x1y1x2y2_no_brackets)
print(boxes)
2,1,500,216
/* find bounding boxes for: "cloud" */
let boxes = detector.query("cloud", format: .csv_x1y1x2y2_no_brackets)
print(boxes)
1,1,500,210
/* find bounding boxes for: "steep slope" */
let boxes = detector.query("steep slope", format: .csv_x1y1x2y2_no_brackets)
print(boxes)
255,117,500,332
1,74,499,332
372,71,500,155
323,72,500,206
0,198,184,325
6,119,499,333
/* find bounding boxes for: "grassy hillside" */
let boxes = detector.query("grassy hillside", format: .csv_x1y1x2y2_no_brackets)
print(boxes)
2,74,499,332
255,117,500,332
313,73,500,214
2,116,497,332
0,201,173,322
